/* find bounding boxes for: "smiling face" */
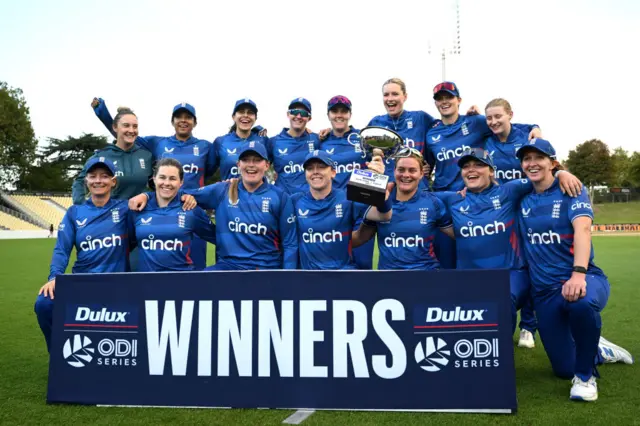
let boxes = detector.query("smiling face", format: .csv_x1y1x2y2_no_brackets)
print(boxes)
382,83,407,118
434,92,461,119
328,105,351,133
172,111,196,138
233,107,257,133
85,166,116,196
305,160,336,192
520,149,555,184
460,159,493,192
485,105,513,137
287,105,311,132
394,157,422,194
153,165,183,202
113,113,138,147
238,153,269,186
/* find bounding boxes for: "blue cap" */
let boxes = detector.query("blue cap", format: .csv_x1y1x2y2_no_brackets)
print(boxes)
433,81,460,99
458,148,495,169
303,150,335,169
238,141,269,161
86,157,117,176
516,138,557,160
172,102,196,120
233,98,258,115
288,97,312,113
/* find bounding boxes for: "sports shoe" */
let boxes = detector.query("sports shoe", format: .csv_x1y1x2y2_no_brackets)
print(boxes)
570,376,598,401
518,329,535,348
599,336,634,364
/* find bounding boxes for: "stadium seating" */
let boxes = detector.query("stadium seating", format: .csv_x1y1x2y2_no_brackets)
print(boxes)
0,211,43,230
9,195,71,229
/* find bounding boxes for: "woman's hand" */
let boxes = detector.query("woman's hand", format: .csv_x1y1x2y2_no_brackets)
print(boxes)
128,193,149,211
557,171,582,197
318,128,331,141
91,97,100,109
39,279,56,299
529,127,542,140
366,148,386,174
180,194,197,210
562,273,587,302
466,105,481,116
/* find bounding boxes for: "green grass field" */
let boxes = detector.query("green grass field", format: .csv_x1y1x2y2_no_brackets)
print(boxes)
1,238,639,425
593,201,640,224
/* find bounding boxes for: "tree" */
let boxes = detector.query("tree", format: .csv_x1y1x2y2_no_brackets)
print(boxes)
16,133,108,191
610,147,633,187
565,139,614,187
0,81,38,188
629,152,640,187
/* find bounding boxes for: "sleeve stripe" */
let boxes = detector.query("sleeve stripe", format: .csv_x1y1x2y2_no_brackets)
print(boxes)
571,213,594,223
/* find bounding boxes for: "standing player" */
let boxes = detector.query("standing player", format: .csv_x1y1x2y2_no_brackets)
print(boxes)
319,95,373,269
484,98,539,348
72,107,152,204
426,82,540,269
129,158,216,271
214,98,268,181
91,98,217,270
267,97,320,194
516,138,633,402
35,159,130,351
292,150,391,270
357,148,453,270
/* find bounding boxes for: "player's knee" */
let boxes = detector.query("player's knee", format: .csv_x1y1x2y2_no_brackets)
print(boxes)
551,364,575,379
34,294,54,317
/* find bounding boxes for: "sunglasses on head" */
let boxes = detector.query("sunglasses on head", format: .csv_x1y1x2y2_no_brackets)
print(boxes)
328,96,352,108
433,82,457,94
395,146,424,160
288,108,311,118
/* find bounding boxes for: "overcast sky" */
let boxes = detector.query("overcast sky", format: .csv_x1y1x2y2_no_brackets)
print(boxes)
1,0,638,159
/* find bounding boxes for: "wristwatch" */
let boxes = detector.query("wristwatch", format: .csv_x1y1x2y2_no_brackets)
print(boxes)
572,266,588,274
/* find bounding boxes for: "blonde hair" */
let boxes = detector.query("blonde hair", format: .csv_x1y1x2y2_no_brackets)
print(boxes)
484,98,513,115
382,78,407,95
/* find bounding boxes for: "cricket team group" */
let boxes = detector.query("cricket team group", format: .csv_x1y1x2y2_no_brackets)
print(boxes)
34,78,634,402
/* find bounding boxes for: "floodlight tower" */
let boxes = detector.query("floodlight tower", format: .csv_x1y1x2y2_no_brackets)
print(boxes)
441,0,462,81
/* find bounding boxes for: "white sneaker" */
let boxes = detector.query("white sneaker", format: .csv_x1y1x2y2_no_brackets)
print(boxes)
570,376,598,401
518,329,535,348
599,336,634,364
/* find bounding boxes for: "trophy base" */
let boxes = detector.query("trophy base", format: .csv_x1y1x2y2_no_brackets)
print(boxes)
346,169,389,206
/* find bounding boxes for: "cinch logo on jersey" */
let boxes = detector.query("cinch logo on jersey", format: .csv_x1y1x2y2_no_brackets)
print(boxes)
495,169,522,180
78,234,122,252
383,233,424,248
404,138,415,148
436,145,471,161
413,304,497,329
284,161,304,174
527,229,561,245
334,162,361,174
571,201,591,211
302,228,343,243
64,305,138,329
230,166,239,176
459,221,507,238
228,217,267,235
183,163,199,174
141,234,184,251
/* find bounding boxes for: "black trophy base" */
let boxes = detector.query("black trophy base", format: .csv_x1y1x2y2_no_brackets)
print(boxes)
346,172,389,206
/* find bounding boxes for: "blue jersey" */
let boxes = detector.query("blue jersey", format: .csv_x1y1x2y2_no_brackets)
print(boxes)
131,195,216,272
49,198,130,280
427,115,536,191
93,100,217,189
375,189,452,270
292,189,367,270
368,110,436,183
518,181,604,290
186,180,298,269
214,132,268,181
437,180,532,270
267,129,320,194
319,127,366,189
484,126,528,183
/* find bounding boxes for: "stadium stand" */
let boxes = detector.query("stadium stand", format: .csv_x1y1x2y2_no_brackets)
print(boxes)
0,211,43,231
0,192,72,231
10,195,68,229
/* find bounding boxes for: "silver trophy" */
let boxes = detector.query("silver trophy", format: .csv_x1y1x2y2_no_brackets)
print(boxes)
346,126,404,206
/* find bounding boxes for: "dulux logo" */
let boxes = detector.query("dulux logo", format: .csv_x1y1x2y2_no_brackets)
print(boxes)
527,229,561,244
459,221,507,238
298,209,309,217
227,148,238,155
436,145,471,161
75,306,129,323
302,228,343,243
164,147,175,153
426,307,485,323
183,163,199,174
141,235,184,251
76,218,88,227
335,162,361,174
384,233,424,248
79,234,122,251
571,201,591,211
228,217,267,235
284,161,304,174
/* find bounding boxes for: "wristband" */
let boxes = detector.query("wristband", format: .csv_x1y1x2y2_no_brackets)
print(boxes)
377,197,393,214
572,265,587,274
361,219,377,228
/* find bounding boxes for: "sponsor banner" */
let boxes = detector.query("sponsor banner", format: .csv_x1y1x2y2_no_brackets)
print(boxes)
592,223,640,232
48,270,516,412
